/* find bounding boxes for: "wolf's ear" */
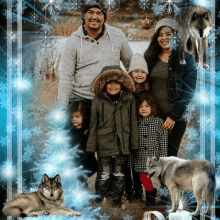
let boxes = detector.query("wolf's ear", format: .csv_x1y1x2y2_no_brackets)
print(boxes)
192,13,198,21
204,12,209,20
42,174,49,183
155,152,160,161
54,174,61,183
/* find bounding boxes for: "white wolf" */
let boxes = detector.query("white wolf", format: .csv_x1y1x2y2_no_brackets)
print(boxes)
145,156,216,216
2,174,81,217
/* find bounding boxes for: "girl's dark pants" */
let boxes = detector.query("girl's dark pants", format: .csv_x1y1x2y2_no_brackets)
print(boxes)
95,155,127,203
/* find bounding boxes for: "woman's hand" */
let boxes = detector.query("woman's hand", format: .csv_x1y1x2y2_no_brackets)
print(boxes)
162,117,175,130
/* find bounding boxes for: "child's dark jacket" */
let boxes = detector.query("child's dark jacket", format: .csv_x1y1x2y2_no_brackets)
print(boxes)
69,127,98,174
86,68,139,157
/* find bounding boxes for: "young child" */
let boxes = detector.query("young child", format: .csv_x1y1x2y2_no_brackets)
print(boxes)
125,53,149,203
128,53,149,94
86,65,138,208
132,92,168,207
66,101,98,187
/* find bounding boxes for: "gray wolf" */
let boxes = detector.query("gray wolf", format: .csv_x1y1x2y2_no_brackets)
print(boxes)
177,5,212,69
2,174,81,217
145,156,216,216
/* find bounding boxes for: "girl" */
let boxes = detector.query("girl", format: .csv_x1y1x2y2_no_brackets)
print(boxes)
133,92,168,207
125,53,149,203
144,18,197,156
86,65,138,208
128,53,149,94
66,101,98,187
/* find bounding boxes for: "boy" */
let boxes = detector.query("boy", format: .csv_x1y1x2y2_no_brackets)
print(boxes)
86,66,138,208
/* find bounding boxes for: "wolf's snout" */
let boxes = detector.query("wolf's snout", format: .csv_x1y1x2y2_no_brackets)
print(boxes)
144,171,148,174
50,194,53,197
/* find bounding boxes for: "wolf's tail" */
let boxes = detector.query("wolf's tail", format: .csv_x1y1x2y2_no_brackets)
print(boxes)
203,165,216,214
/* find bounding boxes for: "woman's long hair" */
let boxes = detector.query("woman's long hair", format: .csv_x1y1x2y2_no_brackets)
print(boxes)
144,26,175,72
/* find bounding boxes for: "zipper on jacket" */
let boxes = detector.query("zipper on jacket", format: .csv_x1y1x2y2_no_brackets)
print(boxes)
101,103,104,126
126,102,130,119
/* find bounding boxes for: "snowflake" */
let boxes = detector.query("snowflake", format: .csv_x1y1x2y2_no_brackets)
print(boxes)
6,32,17,42
194,152,205,159
32,126,42,136
139,0,150,10
63,0,80,10
0,137,7,148
184,142,196,152
84,0,97,6
133,13,139,20
6,124,16,133
207,46,216,58
104,0,117,10
72,0,82,10
12,2,27,14
186,127,198,140
23,145,35,162
152,3,164,15
22,129,32,141
152,0,182,15
216,27,220,36
160,187,170,197
216,152,220,165
37,29,54,48
169,31,180,50
216,129,220,141
208,28,217,43
0,83,7,109
39,0,63,13
123,214,133,220
28,11,40,22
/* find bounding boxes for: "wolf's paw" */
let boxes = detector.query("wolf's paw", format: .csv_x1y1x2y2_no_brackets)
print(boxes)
180,60,186,65
44,211,50,215
68,212,81,217
189,212,198,216
202,210,210,215
203,64,209,69
75,212,81,216
168,209,175,213
195,62,201,66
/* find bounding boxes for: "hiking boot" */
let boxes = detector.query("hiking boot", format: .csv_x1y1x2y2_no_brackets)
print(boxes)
124,191,134,203
112,199,122,208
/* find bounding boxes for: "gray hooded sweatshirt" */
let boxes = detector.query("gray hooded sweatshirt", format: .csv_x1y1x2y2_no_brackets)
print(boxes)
58,24,133,108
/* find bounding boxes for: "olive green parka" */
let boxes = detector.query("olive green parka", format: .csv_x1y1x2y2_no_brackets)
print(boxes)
86,67,139,157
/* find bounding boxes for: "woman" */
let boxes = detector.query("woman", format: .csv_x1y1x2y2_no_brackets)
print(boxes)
145,18,197,156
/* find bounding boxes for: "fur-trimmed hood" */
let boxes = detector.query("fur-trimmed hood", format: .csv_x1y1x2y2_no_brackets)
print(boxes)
92,66,135,95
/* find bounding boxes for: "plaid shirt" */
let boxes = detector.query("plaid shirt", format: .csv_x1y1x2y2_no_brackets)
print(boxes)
128,115,168,172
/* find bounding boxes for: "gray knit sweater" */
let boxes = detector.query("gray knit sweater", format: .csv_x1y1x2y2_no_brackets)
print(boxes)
57,24,133,108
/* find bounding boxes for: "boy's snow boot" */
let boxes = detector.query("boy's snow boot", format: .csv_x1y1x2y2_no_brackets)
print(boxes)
112,198,122,208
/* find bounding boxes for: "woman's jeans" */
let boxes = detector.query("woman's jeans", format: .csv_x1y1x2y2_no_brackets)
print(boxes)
95,155,127,202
